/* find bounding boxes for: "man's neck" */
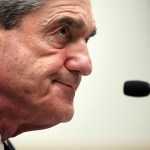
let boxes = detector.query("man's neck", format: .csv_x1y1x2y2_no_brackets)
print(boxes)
0,95,23,141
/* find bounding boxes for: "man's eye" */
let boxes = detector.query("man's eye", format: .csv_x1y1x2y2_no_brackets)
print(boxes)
57,27,69,38
85,37,89,43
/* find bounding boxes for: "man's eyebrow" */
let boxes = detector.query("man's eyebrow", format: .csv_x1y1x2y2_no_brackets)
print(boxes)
55,16,97,37
43,16,97,38
54,16,86,29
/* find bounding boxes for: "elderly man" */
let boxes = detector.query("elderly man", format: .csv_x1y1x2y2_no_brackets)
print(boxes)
0,0,96,149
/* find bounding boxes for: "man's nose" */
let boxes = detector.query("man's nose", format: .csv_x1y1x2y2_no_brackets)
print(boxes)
65,40,92,76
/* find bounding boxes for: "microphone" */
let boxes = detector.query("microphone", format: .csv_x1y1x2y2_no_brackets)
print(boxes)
124,80,150,97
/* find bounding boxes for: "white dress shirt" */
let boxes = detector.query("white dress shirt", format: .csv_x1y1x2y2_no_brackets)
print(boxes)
0,135,4,150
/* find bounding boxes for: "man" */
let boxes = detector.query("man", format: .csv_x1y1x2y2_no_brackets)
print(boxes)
0,0,96,149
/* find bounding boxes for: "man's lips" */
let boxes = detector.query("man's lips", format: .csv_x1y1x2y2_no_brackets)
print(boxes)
53,80,80,91
52,72,82,91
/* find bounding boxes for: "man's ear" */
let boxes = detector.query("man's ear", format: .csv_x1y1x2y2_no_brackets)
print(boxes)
0,25,6,48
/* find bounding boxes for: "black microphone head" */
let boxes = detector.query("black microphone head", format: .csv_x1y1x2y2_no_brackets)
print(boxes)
124,80,150,97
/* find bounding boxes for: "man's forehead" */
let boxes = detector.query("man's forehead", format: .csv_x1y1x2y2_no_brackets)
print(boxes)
44,0,91,9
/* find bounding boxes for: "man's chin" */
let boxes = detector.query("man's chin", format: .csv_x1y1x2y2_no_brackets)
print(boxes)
61,106,74,123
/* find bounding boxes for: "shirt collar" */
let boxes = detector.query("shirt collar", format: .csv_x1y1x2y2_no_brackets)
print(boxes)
0,135,4,150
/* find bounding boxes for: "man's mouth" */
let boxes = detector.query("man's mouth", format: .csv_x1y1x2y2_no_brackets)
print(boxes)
52,72,82,92
52,80,79,91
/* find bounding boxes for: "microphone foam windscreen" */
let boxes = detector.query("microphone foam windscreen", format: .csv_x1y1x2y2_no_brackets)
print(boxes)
124,81,149,97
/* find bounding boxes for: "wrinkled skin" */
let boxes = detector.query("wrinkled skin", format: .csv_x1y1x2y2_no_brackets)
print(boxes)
0,0,96,140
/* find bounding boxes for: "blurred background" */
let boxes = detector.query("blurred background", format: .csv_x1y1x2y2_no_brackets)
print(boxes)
11,0,150,149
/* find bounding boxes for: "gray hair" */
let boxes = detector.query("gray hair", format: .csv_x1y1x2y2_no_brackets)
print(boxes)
0,0,45,30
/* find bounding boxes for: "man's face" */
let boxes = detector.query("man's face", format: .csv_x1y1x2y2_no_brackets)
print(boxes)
0,0,96,131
